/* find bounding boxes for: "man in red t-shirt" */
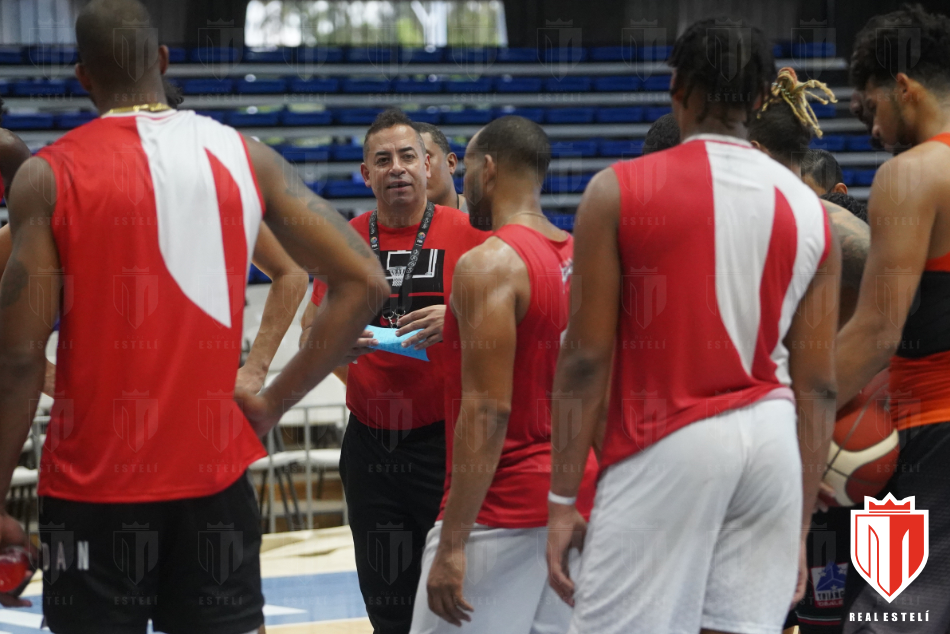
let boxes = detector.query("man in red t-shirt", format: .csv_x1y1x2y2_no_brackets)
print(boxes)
300,109,486,634
409,117,597,634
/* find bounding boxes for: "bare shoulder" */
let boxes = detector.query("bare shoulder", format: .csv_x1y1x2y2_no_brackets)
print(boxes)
455,236,522,279
820,199,868,231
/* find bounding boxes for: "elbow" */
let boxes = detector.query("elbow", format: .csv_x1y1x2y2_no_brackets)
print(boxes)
557,348,608,388
0,349,46,388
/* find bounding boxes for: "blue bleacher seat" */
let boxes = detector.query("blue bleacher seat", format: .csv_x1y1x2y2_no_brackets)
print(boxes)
773,42,791,58
811,104,836,118
550,140,599,157
545,213,575,231
791,42,837,58
443,110,492,125
335,108,383,125
346,47,394,64
293,46,344,65
544,174,594,193
0,46,23,64
846,136,874,152
189,47,239,64
289,77,339,93
393,78,442,93
541,48,589,64
496,76,542,93
449,48,497,65
325,180,372,197
195,110,228,123
3,113,55,130
399,48,445,64
599,140,644,157
248,264,270,284
642,75,672,91
342,78,391,93
645,106,672,121
281,111,333,126
841,170,855,186
67,78,89,95
639,45,672,62
810,135,846,151
0,80,7,96
57,112,98,129
545,77,592,92
409,110,442,124
449,142,466,159
181,79,234,95
331,145,367,161
588,46,627,62
306,180,326,196
12,79,67,96
244,48,287,63
594,76,641,92
166,47,187,64
444,78,494,93
853,170,876,186
545,108,596,124
235,78,287,94
496,47,537,63
279,146,330,163
595,107,643,123
26,46,77,65
226,111,280,127
493,107,544,123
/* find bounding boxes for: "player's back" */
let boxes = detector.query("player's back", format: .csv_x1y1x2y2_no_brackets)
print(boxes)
37,109,266,502
604,134,830,468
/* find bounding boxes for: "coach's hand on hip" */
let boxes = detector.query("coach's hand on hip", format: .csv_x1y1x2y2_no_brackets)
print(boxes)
396,305,446,350
546,502,587,607
427,540,473,626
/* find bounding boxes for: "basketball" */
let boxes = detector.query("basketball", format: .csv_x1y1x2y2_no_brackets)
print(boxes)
823,370,899,507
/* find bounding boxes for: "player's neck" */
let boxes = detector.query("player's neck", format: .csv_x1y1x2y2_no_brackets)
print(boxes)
94,79,168,115
376,200,427,229
680,116,749,143
492,183,544,231
911,98,950,145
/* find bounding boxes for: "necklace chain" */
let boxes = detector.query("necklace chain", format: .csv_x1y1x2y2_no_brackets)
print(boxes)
104,103,171,116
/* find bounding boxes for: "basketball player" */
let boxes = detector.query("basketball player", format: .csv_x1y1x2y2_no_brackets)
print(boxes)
642,112,680,154
546,19,841,634
0,1,388,632
412,122,467,212
834,7,950,631
409,116,597,634
300,109,487,634
748,68,872,634
801,149,849,197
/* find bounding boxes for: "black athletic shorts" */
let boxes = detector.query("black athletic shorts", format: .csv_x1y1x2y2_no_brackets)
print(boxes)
38,473,264,634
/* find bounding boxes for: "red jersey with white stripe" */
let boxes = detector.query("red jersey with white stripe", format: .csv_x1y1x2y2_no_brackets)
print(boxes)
37,109,266,503
440,225,598,528
603,134,831,470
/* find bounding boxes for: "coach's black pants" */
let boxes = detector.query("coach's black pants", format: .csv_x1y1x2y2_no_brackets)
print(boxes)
339,415,446,634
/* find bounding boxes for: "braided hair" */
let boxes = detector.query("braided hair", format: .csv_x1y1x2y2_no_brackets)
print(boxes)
748,67,837,164
668,18,775,125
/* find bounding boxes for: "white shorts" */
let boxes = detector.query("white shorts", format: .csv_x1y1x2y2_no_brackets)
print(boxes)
409,522,575,634
570,398,802,634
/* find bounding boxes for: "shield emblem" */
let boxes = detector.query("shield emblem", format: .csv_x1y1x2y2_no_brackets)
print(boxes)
622,269,667,328
198,393,244,452
367,523,412,586
447,28,497,79
113,523,159,585
39,522,73,585
533,272,570,327
28,145,73,205
29,268,73,329
627,151,668,204
795,270,838,328
877,26,921,78
199,270,246,330
27,25,74,79
851,494,929,602
621,392,668,446
365,392,414,452
791,21,836,79
113,391,159,453
622,21,667,79
196,21,244,78
113,269,159,329
464,530,500,586
368,26,408,78
545,392,583,454
537,21,583,79
875,267,921,328
453,395,500,452
111,24,159,83
451,272,498,329
43,397,75,452
547,154,589,207
704,22,752,83
113,147,152,205
880,151,922,206
198,522,244,585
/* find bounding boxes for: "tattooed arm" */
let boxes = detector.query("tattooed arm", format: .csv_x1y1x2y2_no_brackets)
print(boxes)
238,138,388,434
822,199,870,326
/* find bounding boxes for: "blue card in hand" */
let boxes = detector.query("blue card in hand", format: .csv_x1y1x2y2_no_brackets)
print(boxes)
365,325,430,362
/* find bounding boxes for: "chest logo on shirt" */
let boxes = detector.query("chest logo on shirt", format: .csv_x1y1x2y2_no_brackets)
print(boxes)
371,249,445,328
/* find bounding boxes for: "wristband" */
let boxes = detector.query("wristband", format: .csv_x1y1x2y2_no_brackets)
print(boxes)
548,491,577,506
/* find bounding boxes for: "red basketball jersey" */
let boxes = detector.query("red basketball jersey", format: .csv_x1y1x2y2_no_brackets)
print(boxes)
604,134,831,470
37,109,266,503
441,224,598,528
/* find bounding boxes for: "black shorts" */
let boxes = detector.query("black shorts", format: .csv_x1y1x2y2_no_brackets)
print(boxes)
38,473,264,634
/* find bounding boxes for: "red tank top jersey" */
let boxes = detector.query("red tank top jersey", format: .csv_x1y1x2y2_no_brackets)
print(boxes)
37,110,266,503
311,206,487,430
440,225,598,528
604,134,831,471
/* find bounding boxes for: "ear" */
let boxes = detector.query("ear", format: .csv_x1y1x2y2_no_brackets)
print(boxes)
446,152,458,174
158,45,169,75
750,139,766,154
482,154,497,191
424,152,431,180
832,181,848,195
669,69,684,106
360,163,371,187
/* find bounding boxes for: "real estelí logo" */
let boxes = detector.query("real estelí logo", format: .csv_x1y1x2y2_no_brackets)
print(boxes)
848,493,931,624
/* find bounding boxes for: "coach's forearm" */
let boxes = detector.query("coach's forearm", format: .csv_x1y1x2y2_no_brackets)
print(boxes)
0,351,45,508
795,386,836,530
439,405,509,550
549,349,608,498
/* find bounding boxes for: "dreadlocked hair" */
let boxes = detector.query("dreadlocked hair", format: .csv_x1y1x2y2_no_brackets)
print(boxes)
668,18,775,125
748,67,836,165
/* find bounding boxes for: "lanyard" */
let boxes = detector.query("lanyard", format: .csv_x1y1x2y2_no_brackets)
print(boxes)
368,201,436,327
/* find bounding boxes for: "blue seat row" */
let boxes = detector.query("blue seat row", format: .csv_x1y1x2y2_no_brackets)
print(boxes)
841,169,877,187
0,42,840,66
810,135,875,152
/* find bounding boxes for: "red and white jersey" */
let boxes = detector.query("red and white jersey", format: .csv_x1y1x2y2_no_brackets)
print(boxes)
36,109,266,503
441,225,598,528
603,134,831,470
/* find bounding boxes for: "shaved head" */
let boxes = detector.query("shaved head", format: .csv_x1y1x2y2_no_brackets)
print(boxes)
76,0,161,90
